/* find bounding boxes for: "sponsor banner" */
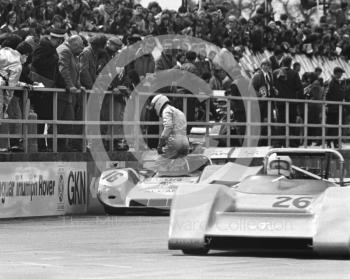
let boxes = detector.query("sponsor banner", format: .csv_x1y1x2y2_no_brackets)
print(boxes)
0,162,65,218
0,162,88,218
63,162,88,214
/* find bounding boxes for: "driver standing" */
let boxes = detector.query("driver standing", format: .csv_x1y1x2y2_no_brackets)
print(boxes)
151,94,190,159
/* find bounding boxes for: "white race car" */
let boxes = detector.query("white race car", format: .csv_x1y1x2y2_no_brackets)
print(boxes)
97,153,211,214
97,147,272,215
168,148,350,256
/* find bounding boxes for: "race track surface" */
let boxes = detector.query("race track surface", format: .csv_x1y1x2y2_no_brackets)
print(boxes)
0,216,350,279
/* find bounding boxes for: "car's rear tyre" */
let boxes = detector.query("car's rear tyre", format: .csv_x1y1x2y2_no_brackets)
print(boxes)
104,207,127,215
182,248,209,255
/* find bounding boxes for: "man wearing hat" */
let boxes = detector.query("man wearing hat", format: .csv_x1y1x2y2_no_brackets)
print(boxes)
31,28,66,151
97,36,123,73
325,66,346,147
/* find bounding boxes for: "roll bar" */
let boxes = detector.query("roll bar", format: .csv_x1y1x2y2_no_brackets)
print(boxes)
264,148,345,186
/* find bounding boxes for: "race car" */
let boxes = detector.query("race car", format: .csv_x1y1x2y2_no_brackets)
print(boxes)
168,148,350,256
97,153,212,214
97,147,272,215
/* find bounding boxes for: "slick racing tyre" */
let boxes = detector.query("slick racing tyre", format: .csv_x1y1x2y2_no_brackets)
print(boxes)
182,248,209,255
104,206,127,215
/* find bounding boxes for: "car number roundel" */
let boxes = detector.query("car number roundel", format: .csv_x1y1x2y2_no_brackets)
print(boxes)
102,170,127,183
272,196,313,209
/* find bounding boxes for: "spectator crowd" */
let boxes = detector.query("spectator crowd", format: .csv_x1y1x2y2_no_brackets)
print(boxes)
1,0,350,152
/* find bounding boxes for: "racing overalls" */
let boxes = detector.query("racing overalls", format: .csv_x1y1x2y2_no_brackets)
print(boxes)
160,105,189,159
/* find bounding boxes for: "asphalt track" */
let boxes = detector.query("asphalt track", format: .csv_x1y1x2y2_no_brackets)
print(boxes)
1,216,350,279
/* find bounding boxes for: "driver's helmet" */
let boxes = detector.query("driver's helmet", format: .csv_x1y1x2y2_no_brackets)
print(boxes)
267,155,292,177
151,94,169,116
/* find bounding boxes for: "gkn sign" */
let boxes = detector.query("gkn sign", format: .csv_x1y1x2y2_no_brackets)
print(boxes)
67,170,86,205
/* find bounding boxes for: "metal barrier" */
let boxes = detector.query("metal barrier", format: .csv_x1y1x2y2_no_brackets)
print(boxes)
1,85,350,152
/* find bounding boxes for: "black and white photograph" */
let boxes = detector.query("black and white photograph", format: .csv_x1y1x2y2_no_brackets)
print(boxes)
1,0,350,278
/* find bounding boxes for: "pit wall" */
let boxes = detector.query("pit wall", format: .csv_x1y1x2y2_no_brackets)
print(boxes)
0,152,138,219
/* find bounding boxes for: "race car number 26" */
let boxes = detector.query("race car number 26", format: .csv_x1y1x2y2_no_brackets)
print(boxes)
272,196,312,209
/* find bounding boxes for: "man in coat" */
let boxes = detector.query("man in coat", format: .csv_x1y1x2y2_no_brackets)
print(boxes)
79,34,107,90
273,56,303,146
251,59,276,122
31,28,65,151
57,34,84,151
325,67,346,147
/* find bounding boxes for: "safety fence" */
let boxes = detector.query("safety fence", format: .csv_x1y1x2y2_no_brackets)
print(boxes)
1,85,350,153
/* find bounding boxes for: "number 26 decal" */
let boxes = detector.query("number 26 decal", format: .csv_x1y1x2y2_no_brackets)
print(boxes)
273,197,312,209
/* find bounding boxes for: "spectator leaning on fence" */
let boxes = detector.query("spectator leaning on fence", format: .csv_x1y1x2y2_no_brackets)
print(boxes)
98,36,124,151
2,0,350,152
30,28,66,152
7,41,33,151
79,34,107,90
0,37,27,151
56,34,84,152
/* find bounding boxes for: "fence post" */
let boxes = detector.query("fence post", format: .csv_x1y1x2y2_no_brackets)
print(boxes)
267,100,271,146
22,89,28,153
226,96,231,147
183,95,187,118
53,91,58,153
134,92,140,151
247,99,252,147
321,103,326,148
286,102,290,147
205,98,210,148
82,89,87,153
109,92,114,151
339,103,343,148
303,102,308,147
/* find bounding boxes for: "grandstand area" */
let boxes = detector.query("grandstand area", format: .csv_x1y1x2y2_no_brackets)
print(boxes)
2,1,350,278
